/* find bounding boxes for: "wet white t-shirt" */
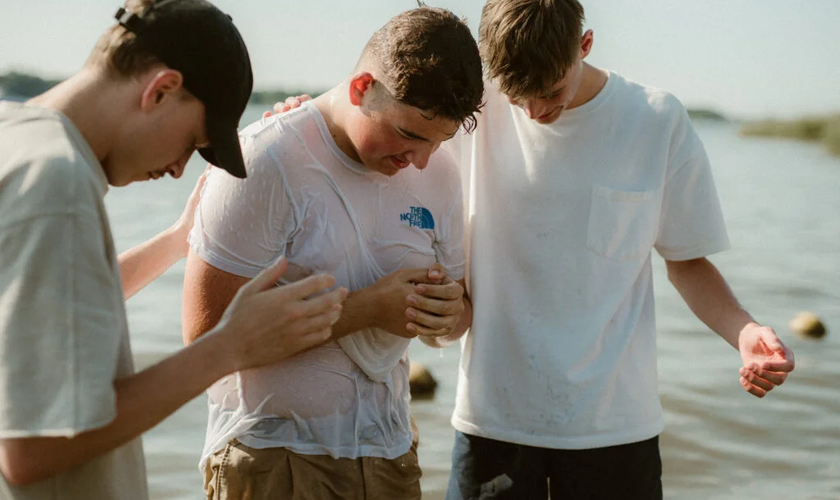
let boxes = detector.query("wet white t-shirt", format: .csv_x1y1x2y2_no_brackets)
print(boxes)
190,102,465,464
447,72,730,449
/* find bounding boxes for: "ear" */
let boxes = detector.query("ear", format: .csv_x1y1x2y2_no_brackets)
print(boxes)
140,69,185,113
347,72,375,107
580,29,594,60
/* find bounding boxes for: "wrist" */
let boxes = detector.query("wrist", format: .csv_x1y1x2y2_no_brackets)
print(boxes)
166,221,191,260
190,324,241,377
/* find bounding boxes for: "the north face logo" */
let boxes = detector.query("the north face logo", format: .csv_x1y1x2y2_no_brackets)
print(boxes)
400,206,435,229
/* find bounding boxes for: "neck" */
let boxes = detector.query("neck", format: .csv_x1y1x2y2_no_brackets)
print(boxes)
567,62,609,110
27,66,128,164
313,82,362,163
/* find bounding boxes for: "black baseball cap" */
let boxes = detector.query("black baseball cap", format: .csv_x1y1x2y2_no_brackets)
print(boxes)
115,0,252,178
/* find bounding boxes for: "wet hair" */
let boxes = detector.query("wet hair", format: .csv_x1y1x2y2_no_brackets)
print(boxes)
361,6,484,133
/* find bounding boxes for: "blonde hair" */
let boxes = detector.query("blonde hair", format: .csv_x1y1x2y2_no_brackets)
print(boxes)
86,0,162,79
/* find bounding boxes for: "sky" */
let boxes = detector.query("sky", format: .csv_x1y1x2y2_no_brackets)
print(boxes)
1,0,839,119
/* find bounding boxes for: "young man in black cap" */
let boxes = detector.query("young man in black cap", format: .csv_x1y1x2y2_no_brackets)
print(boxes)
0,1,347,498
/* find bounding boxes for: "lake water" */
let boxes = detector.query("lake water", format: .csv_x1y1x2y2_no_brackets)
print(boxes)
107,105,840,499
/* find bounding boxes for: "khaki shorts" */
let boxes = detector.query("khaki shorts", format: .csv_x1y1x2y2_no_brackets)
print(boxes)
203,427,422,500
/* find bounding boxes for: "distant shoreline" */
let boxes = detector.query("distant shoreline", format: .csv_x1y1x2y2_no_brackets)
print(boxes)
740,115,840,156
4,70,837,157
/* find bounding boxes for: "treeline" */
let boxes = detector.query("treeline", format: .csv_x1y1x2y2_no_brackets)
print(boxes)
0,70,320,107
741,115,840,156
0,72,62,100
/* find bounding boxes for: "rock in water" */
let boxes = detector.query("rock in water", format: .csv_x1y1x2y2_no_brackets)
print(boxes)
409,362,438,400
789,311,827,340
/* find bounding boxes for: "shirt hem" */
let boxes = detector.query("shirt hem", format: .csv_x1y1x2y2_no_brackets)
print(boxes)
450,415,665,450
657,241,731,262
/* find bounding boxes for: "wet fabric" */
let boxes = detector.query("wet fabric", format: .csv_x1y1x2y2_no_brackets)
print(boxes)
190,102,465,466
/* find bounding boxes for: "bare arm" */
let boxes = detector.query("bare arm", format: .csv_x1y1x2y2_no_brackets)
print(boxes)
666,257,794,398
0,258,345,486
119,171,205,299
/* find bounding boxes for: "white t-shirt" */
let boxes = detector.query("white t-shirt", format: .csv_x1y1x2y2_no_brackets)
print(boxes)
189,102,465,464
446,72,730,450
0,103,147,499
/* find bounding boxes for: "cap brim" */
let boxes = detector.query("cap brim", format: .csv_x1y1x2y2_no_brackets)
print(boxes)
199,118,247,179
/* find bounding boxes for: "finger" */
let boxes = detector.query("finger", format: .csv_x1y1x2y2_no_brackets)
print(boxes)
262,110,272,119
739,367,775,392
427,263,447,282
277,274,339,301
241,257,289,295
407,322,450,338
740,376,767,398
289,307,343,337
413,281,463,301
749,366,788,386
400,267,442,284
291,327,334,352
295,288,347,317
407,293,462,316
406,307,456,330
273,102,291,115
299,94,312,103
284,96,301,108
760,358,795,373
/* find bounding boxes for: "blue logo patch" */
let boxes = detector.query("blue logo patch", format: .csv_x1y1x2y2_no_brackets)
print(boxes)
400,206,435,229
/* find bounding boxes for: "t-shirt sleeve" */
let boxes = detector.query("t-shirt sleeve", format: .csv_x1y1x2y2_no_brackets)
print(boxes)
0,170,122,437
188,135,294,278
654,105,731,261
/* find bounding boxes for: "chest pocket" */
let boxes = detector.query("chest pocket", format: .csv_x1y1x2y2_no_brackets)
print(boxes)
586,186,660,262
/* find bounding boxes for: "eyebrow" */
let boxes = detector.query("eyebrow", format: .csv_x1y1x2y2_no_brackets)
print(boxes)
398,127,458,142
398,127,431,142
540,87,564,98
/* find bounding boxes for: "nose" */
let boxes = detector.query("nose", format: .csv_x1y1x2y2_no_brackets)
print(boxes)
406,143,437,170
168,153,191,179
524,100,545,120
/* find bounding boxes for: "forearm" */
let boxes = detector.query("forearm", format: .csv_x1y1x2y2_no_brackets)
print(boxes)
0,331,232,486
666,257,756,349
119,224,189,300
330,288,377,340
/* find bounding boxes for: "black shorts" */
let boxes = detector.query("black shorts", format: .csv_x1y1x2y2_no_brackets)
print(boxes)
445,431,662,500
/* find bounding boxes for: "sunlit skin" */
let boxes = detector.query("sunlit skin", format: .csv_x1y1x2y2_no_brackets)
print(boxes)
505,29,607,125
103,70,210,187
314,71,460,176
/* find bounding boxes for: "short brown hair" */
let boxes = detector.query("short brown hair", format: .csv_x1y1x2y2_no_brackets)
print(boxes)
479,0,585,100
86,0,162,78
363,7,484,133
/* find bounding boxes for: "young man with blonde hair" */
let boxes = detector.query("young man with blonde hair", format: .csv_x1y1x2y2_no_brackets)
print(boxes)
183,6,483,499
0,1,345,498
437,1,796,498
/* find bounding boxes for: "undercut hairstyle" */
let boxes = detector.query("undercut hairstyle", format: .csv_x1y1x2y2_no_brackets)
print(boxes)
362,6,484,133
479,0,585,101
86,0,162,78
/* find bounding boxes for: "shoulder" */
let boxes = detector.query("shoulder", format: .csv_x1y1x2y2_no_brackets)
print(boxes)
237,105,323,179
0,107,103,226
613,73,689,125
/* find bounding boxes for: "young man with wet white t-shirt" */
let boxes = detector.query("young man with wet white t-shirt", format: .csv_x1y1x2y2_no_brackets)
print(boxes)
181,7,483,499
